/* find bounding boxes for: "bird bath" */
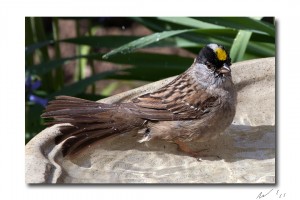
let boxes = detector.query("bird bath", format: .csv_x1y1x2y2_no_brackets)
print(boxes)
25,57,275,184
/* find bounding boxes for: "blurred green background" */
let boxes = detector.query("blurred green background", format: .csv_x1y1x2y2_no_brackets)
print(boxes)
25,17,275,143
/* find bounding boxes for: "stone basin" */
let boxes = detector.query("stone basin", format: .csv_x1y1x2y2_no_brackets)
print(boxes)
25,57,275,184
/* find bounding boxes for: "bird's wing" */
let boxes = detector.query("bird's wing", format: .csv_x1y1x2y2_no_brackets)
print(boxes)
130,72,220,121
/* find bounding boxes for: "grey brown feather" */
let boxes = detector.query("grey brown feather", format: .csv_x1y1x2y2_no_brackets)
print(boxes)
41,44,237,157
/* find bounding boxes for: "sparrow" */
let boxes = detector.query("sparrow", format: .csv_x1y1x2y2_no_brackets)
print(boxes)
41,43,237,157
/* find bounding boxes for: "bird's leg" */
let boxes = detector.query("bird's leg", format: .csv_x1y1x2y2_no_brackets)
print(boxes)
138,121,152,143
174,139,208,157
174,140,220,161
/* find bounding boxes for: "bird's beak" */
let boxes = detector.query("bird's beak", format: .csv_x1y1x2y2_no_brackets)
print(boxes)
218,64,231,74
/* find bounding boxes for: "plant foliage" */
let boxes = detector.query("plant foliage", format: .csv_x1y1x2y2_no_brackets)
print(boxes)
25,17,275,143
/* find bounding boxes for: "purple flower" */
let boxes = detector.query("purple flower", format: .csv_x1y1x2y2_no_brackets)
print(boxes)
29,94,48,107
26,76,48,107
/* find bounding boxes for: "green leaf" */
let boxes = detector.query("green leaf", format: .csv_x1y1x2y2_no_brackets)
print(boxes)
109,66,182,81
25,40,54,55
132,17,223,33
131,17,169,32
26,57,74,76
48,70,117,98
62,36,140,48
247,42,275,57
104,52,192,68
26,52,193,77
106,53,193,81
230,30,253,62
251,32,275,43
102,29,192,59
157,17,223,29
194,17,275,37
102,23,275,59
25,28,274,60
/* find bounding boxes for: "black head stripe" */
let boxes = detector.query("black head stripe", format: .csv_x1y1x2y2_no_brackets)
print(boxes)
196,45,231,68
196,46,216,65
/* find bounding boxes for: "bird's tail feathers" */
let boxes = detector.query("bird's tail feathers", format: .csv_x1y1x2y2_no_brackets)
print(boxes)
41,96,135,156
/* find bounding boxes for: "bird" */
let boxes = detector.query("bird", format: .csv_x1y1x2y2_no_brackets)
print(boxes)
41,43,237,158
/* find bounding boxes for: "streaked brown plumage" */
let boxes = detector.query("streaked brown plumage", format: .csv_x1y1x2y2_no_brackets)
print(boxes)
41,44,237,157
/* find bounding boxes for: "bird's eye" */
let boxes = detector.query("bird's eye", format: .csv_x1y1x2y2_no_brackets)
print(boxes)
205,62,214,70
